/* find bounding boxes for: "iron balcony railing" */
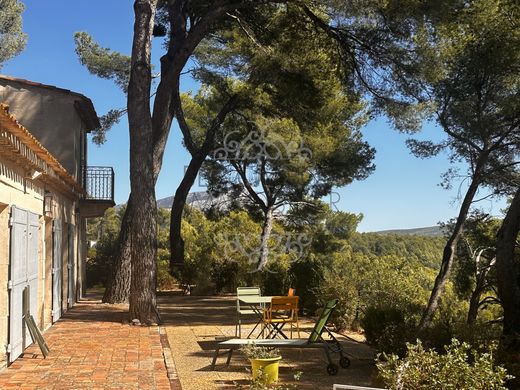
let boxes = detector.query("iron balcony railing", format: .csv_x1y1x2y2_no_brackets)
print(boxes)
84,166,114,201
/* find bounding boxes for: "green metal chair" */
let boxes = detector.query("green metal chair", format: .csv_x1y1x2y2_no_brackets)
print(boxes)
235,287,261,338
213,299,351,375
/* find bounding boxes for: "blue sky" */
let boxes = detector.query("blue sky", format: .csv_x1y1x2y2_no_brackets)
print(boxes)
3,1,507,232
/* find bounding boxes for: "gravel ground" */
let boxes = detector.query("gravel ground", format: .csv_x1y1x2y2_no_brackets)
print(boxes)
158,292,382,390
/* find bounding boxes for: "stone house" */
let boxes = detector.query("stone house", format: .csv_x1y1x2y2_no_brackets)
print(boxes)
0,75,114,367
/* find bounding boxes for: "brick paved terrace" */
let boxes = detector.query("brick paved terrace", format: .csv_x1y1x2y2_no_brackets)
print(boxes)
0,294,175,390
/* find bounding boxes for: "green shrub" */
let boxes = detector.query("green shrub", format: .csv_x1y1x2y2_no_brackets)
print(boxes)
260,256,292,297
362,306,412,356
85,254,111,288
157,249,177,291
377,339,512,390
240,344,281,359
85,239,117,288
315,249,433,333
419,318,502,355
316,260,359,330
290,255,327,315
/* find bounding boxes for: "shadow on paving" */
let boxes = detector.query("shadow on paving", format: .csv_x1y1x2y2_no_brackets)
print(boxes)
158,292,381,390
158,292,237,326
0,291,172,390
55,291,129,324
59,303,127,323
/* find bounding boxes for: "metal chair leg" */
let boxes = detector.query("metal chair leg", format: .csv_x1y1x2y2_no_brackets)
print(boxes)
226,349,233,365
211,348,220,370
246,318,263,339
323,344,334,365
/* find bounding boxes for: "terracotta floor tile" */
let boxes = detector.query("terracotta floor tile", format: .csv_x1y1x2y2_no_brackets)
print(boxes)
0,293,175,390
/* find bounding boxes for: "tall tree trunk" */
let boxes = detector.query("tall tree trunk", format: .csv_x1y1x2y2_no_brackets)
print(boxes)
102,196,133,303
496,186,520,337
467,289,481,326
169,94,238,269
101,2,239,304
467,262,491,325
170,154,205,268
102,143,168,304
101,3,183,306
102,119,173,304
496,187,520,390
127,0,160,324
418,170,484,332
257,207,274,271
101,0,232,301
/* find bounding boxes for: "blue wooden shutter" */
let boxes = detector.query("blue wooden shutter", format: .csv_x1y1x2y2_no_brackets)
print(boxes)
8,206,27,362
67,224,75,307
26,211,39,344
8,207,40,363
52,220,62,322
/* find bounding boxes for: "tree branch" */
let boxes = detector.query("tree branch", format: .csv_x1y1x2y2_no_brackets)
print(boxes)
259,157,273,205
172,89,198,155
231,160,267,210
201,94,239,154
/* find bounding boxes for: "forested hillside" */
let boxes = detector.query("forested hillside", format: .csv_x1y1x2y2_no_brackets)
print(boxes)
375,226,444,237
350,232,445,269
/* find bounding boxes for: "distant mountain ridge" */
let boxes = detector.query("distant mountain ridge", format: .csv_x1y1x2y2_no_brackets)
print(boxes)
374,226,445,237
156,191,236,211
153,193,445,237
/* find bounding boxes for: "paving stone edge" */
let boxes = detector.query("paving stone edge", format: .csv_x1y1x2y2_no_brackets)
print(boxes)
160,326,183,390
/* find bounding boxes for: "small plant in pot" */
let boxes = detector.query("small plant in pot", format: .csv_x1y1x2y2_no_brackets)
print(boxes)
240,343,282,385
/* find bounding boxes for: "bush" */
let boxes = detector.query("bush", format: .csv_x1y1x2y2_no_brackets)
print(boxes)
260,256,292,297
85,254,111,288
290,255,328,315
316,261,359,330
86,240,116,288
377,339,512,390
157,249,177,291
362,306,412,356
315,249,433,334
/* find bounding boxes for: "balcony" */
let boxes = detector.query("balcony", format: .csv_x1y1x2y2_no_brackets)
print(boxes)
79,166,115,218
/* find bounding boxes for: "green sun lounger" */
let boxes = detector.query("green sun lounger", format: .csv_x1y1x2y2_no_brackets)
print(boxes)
211,299,351,375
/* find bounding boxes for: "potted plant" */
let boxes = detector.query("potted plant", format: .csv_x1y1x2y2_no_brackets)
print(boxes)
240,343,282,384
